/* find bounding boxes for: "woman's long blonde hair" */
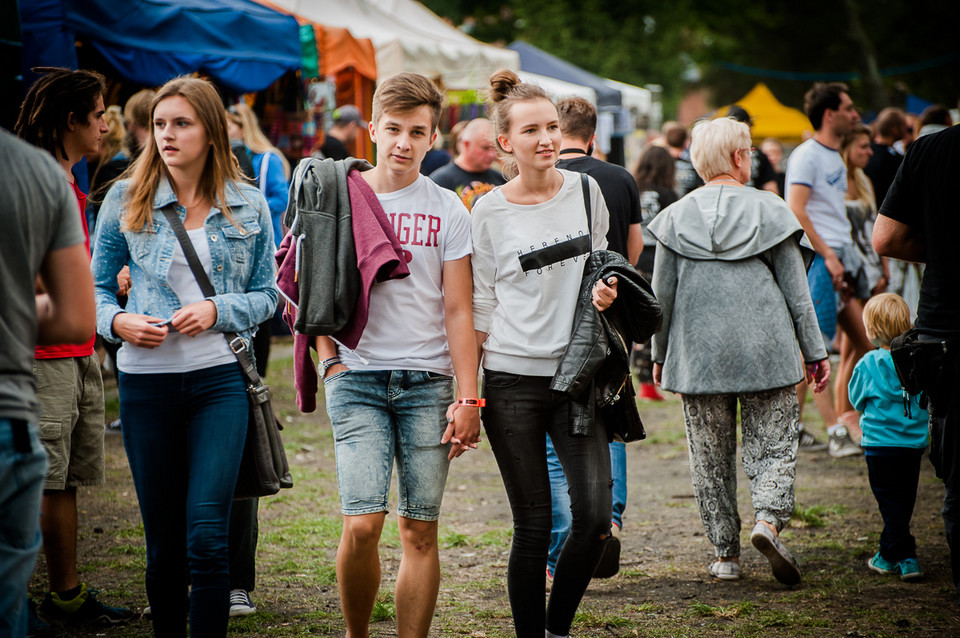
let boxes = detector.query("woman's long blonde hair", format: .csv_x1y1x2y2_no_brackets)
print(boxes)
122,77,242,232
841,124,876,215
90,105,125,190
228,102,290,179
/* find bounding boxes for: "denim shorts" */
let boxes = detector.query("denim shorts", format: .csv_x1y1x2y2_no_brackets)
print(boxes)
324,369,454,521
806,254,839,346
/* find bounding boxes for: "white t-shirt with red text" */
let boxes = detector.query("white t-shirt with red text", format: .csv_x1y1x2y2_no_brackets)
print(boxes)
338,174,471,375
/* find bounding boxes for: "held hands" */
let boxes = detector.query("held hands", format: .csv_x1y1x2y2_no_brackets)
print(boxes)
441,402,481,460
805,359,831,393
592,276,618,311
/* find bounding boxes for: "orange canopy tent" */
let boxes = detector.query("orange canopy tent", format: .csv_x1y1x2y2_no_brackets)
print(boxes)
256,0,377,159
716,83,813,143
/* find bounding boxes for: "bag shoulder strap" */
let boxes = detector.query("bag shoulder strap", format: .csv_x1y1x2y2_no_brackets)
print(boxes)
160,207,263,388
258,152,271,194
580,172,592,252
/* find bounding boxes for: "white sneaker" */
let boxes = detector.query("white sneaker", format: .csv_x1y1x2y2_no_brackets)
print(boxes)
229,589,256,617
750,522,801,586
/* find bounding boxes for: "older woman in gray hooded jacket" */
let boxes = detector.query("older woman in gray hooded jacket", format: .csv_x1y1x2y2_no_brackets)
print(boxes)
648,117,830,586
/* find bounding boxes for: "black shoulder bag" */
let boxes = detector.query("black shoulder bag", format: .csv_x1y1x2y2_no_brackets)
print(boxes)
161,208,293,499
889,328,951,415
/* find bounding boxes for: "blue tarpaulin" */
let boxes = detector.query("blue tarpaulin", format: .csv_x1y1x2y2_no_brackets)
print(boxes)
22,0,301,94
20,0,79,89
508,41,621,109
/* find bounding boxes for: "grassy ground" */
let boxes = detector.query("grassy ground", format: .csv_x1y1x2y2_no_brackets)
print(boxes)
31,341,960,636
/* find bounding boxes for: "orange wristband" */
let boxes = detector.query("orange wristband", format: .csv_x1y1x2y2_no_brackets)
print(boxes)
458,398,485,407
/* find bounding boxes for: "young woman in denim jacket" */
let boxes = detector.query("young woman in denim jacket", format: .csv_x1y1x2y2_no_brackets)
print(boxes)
91,77,276,637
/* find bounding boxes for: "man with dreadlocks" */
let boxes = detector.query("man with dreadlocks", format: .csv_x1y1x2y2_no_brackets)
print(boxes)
15,67,134,628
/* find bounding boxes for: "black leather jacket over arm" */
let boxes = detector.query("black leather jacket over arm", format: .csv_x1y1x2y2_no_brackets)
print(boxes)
550,250,662,437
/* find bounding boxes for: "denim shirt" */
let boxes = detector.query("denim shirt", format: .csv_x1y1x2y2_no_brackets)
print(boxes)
92,178,278,348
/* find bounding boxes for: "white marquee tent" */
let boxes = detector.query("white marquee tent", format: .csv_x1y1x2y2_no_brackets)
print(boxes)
268,0,520,89
520,71,597,105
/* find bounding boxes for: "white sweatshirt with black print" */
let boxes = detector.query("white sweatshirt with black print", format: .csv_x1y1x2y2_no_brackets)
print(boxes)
471,169,609,377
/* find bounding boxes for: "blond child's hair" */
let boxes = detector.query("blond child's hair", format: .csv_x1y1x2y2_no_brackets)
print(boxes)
862,293,912,345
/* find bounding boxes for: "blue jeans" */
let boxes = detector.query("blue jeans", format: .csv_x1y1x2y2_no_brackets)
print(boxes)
324,370,454,521
119,363,247,638
482,370,611,637
546,438,625,573
0,419,46,638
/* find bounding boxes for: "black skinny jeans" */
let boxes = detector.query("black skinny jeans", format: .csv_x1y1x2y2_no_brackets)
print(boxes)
865,449,923,563
482,370,612,637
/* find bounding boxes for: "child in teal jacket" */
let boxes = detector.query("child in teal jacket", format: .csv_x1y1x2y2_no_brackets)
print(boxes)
849,293,929,581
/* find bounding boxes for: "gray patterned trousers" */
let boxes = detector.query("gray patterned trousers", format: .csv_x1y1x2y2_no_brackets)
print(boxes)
680,386,799,557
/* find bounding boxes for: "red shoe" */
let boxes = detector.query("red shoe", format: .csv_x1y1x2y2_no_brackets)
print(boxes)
638,382,664,401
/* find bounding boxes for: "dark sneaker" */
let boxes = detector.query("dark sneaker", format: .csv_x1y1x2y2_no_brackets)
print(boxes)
27,600,56,638
750,522,801,586
592,527,621,578
828,425,863,458
867,552,897,575
229,589,257,617
39,584,134,626
898,558,924,581
797,423,828,452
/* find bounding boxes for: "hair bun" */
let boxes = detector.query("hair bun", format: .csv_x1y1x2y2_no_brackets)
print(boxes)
489,69,521,103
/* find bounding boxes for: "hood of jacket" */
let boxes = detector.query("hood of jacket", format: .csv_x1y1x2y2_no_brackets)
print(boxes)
648,185,813,263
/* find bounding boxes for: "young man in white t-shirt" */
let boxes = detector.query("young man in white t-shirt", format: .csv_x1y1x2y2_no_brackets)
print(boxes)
786,82,865,457
315,73,480,638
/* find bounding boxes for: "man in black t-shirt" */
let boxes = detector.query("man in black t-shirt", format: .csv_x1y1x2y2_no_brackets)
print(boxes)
555,99,643,262
428,118,504,210
875,124,960,599
541,97,644,580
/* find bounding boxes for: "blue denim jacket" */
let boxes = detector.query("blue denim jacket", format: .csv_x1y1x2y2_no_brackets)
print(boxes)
92,178,278,347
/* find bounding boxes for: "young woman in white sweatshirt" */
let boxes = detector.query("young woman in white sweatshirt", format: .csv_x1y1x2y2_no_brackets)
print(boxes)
470,69,617,638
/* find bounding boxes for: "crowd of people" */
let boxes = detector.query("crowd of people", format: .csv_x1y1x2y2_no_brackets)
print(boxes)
1,64,958,638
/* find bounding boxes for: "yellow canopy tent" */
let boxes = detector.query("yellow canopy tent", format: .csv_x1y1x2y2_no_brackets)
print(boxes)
716,83,813,143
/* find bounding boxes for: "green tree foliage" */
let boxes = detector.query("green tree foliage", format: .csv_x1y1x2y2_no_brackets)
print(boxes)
423,0,960,117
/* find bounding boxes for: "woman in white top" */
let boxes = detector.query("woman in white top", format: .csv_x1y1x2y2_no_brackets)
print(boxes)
92,77,277,637
836,123,887,423
471,70,617,638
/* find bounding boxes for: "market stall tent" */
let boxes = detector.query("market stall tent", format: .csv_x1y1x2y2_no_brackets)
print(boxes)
26,0,303,93
519,72,597,106
716,83,813,143
265,0,519,89
508,41,622,109
256,0,378,159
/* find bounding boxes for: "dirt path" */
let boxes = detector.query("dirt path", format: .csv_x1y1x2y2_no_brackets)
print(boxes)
34,344,960,636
